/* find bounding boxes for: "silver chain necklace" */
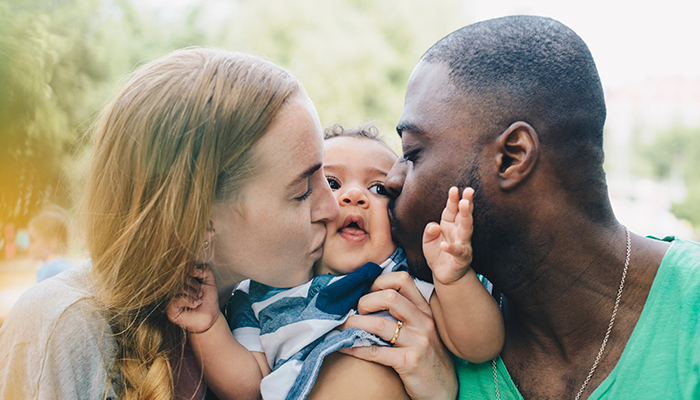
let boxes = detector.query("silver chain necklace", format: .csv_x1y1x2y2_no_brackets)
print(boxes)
492,227,631,400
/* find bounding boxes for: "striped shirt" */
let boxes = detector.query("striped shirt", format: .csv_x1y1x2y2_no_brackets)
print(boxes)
226,248,433,400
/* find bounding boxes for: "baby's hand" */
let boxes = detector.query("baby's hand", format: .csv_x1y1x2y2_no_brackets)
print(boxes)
422,187,474,285
166,265,221,334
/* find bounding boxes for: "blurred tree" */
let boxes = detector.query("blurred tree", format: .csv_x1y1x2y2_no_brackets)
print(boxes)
216,0,467,146
637,124,700,236
0,0,469,231
0,2,77,228
0,0,210,229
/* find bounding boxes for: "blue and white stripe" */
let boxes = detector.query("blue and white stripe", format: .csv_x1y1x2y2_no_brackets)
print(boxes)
226,248,433,400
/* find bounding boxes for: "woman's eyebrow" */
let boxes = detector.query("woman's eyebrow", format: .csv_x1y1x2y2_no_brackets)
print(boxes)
287,163,322,188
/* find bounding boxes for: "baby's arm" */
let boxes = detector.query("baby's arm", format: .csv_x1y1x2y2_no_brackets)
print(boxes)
166,267,270,400
422,187,504,363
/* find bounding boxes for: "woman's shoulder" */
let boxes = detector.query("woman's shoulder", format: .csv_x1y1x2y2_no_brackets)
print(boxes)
1,262,108,346
10,263,95,318
0,263,116,399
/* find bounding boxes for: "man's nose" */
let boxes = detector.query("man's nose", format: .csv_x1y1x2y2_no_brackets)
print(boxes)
384,159,405,199
340,187,368,208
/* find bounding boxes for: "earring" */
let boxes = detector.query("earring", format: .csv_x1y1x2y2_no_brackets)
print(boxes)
202,240,210,251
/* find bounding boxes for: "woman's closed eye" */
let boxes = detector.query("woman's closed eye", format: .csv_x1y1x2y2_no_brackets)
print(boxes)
295,184,313,201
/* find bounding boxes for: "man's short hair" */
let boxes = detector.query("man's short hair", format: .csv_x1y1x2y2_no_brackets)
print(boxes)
423,15,610,220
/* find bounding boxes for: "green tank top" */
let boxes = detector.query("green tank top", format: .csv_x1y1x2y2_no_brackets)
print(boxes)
456,237,700,399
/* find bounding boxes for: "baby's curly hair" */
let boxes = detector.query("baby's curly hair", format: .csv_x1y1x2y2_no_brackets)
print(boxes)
323,123,397,156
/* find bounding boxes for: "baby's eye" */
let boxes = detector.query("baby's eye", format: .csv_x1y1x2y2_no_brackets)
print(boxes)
369,183,389,196
326,176,340,190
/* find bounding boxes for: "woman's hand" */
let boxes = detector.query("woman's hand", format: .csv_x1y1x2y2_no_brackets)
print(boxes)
338,271,458,400
166,265,221,334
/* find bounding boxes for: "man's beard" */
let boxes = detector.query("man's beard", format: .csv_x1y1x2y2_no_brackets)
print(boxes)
388,162,499,282
388,195,433,282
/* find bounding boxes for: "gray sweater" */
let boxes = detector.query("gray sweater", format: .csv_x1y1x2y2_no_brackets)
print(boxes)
0,264,116,399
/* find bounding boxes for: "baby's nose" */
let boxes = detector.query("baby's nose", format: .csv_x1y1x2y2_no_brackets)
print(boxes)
340,187,368,207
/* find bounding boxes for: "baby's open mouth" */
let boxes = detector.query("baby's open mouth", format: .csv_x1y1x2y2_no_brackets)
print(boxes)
339,215,367,242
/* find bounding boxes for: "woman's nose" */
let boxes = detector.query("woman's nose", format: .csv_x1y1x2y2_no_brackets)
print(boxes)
313,175,339,222
340,187,368,208
384,159,405,198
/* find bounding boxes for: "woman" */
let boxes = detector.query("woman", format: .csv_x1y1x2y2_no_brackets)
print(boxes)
0,48,454,400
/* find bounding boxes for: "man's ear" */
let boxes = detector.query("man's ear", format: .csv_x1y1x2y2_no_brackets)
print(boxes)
495,121,539,191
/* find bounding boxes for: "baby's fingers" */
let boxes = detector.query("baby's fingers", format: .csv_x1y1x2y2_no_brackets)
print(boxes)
455,192,474,238
185,281,203,301
180,274,203,299
440,187,460,223
172,294,203,311
166,296,201,325
461,187,475,204
440,241,472,260
423,222,442,244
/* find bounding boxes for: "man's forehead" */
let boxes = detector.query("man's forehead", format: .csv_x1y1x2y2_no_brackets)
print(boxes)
399,61,467,137
404,61,455,102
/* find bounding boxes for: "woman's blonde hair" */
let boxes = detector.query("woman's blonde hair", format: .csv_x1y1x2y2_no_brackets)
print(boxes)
84,48,300,399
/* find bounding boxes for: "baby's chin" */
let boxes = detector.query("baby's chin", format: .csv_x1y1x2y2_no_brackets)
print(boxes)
314,249,397,277
313,257,362,276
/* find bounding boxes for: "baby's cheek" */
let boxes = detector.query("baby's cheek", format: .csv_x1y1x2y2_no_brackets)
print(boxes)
371,240,398,265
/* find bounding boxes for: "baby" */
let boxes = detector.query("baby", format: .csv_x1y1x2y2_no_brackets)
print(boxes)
167,124,504,400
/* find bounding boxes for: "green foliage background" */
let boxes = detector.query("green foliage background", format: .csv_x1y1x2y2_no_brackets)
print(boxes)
0,0,697,238
0,0,465,227
634,124,700,237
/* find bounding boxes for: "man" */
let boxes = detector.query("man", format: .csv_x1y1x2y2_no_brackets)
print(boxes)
384,15,700,399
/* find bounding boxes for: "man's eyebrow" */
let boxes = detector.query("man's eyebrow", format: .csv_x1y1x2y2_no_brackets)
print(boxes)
396,123,426,138
288,163,322,188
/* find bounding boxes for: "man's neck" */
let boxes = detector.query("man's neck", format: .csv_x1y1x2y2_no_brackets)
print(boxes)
494,226,669,399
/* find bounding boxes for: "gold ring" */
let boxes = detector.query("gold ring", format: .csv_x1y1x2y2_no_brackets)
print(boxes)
389,320,403,345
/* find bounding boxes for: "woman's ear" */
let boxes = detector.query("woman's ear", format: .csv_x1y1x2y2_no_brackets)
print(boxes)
494,121,539,191
199,220,215,264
